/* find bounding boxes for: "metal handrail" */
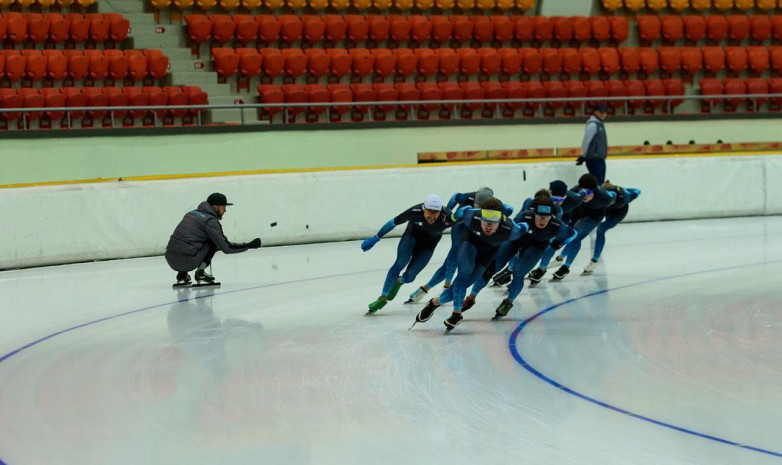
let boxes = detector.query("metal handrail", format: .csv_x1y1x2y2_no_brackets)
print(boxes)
4,92,781,128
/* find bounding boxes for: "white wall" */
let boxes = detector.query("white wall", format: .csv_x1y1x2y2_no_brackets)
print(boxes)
2,154,779,269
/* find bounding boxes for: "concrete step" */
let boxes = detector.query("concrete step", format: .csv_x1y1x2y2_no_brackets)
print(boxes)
169,71,219,86
161,48,196,61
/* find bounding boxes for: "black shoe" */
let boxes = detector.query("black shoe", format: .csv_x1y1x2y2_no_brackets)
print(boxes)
552,265,570,280
493,299,513,319
527,268,546,284
173,271,191,287
461,296,476,312
444,312,463,331
492,268,512,286
416,299,439,323
194,268,216,284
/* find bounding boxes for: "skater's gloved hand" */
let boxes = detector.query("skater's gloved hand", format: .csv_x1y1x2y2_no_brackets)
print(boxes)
482,266,495,282
361,235,380,252
575,156,585,166
550,240,563,250
247,238,262,249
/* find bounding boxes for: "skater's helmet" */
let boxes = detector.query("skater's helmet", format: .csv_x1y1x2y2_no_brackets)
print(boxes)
549,180,568,197
474,187,494,207
423,194,443,211
207,193,233,206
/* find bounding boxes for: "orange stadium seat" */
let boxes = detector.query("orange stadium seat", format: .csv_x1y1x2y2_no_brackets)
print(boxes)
493,15,513,43
305,48,330,79
513,15,533,43
590,16,610,43
457,48,480,77
623,0,644,11
725,46,747,74
435,0,454,9
647,0,667,10
105,14,129,44
372,0,391,9
519,47,542,75
415,0,434,10
409,15,432,44
475,0,493,10
713,0,733,10
663,78,685,110
749,15,771,42
572,16,591,44
431,15,452,44
450,15,472,44
727,15,750,42
552,16,573,44
279,15,303,45
210,15,235,46
735,0,753,9
532,16,553,43
661,16,683,44
705,15,728,43
241,0,261,9
516,0,533,9
499,48,521,75
619,47,640,75
609,16,629,44
186,15,211,52
744,77,767,110
637,16,661,44
701,46,725,74
757,0,775,8
455,0,474,9
747,46,769,74
723,78,746,108
472,15,493,43
233,15,259,46
323,14,346,43
26,14,49,45
605,80,626,111
598,47,620,76
47,13,69,45
683,15,706,43
367,15,390,43
540,48,562,75
349,48,374,78
260,48,284,80
414,48,438,77
219,0,240,11
282,48,307,79
691,0,711,9
388,15,411,44
352,0,371,9
286,0,306,8
680,47,703,75
495,0,512,10
770,46,782,74
559,47,580,75
602,0,622,10
196,0,216,11
436,48,459,78
579,47,601,76
257,16,281,45
669,0,689,10
104,49,128,82
307,0,327,8
393,0,413,10
212,47,239,80
372,48,396,79
86,13,110,45
658,47,681,75
395,48,417,78
326,48,351,79
699,78,723,111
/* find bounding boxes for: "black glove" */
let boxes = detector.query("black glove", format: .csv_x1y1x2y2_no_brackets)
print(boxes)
247,238,262,249
550,240,562,251
576,156,585,166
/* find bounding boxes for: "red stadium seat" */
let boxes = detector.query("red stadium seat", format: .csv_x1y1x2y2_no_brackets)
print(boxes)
513,15,533,43
23,52,46,85
571,16,590,44
350,83,376,121
326,48,351,79
662,78,685,111
564,80,588,115
47,13,70,46
325,83,351,121
279,15,303,45
282,48,307,79
609,16,629,44
658,47,682,75
142,86,168,123
532,16,553,43
86,13,110,45
543,80,566,114
585,80,607,110
371,48,396,80
598,47,620,76
26,13,50,45
705,15,728,43
430,15,452,44
302,15,325,44
744,77,768,110
457,48,480,77
769,77,782,110
519,47,542,75
499,48,521,76
388,15,411,44
212,47,239,80
18,88,44,127
436,48,459,78
772,16,782,43
590,16,610,43
450,15,473,44
459,81,484,117
415,82,442,119
324,14,347,43
770,46,782,74
121,87,148,124
371,83,398,120
349,48,375,78
409,15,432,45
471,15,492,43
683,15,706,43
643,79,665,112
638,47,659,75
367,15,390,43
525,80,546,115
102,86,128,122
749,15,771,43
394,82,419,119
661,15,683,44
81,87,108,127
559,47,580,76
6,13,26,45
258,84,284,120
185,14,211,55
727,15,750,42
394,48,417,78
636,16,661,44
303,83,329,122
551,16,572,44
281,83,307,121
260,48,285,80
0,89,23,129
39,88,65,128
723,78,746,109
480,81,505,116
540,48,562,75
144,49,169,83
437,81,463,118
501,81,525,116
105,13,130,44
492,15,513,42
618,47,640,75
477,47,500,76
257,15,281,44
103,49,128,82
4,53,25,83
699,78,723,112
306,48,330,80
701,46,725,74
209,14,236,46
725,46,748,75
414,48,438,77
44,50,68,83
680,47,702,75
124,50,147,83
236,47,262,79
84,49,108,83
232,15,258,45
623,79,646,112
747,46,769,74
343,15,367,44
579,47,600,76
162,86,189,124
605,80,626,111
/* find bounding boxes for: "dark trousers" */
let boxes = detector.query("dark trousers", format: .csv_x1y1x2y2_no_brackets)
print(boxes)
585,158,606,184
165,241,217,272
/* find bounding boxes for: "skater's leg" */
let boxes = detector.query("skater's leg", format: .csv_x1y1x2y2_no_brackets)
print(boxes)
538,246,556,270
507,248,544,301
592,214,622,262
381,234,415,296
401,246,435,284
563,217,600,268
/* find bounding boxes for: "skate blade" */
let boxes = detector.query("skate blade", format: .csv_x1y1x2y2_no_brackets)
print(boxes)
581,271,593,275
408,321,417,330
491,315,505,321
172,282,191,289
192,282,221,288
403,299,415,304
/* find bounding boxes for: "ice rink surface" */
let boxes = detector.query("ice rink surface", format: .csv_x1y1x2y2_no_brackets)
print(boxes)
1,216,782,465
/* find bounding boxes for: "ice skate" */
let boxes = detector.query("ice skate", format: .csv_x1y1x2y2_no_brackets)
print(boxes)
460,295,476,312
416,299,438,323
492,299,513,320
366,296,387,314
443,312,463,333
386,278,403,301
582,259,598,275
405,286,428,304
527,268,546,285
172,271,191,288
551,265,570,280
193,269,220,287
491,268,512,287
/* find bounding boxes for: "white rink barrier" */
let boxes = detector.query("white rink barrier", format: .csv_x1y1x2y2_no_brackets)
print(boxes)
2,154,780,269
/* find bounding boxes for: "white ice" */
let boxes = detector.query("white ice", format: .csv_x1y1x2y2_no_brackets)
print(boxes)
1,216,782,465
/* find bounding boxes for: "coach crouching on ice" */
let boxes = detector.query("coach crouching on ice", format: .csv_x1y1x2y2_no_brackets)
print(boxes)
165,192,261,287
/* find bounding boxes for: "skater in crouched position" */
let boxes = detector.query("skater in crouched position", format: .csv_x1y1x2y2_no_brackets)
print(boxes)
469,196,577,319
413,198,526,332
165,193,261,287
361,194,454,314
582,182,641,275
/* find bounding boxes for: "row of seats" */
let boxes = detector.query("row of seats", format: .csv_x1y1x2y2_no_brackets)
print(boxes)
256,79,687,122
603,0,775,12
637,14,782,44
0,13,130,45
210,45,782,84
186,14,630,48
0,0,95,9
699,76,782,109
0,49,169,84
158,0,534,13
0,86,209,128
